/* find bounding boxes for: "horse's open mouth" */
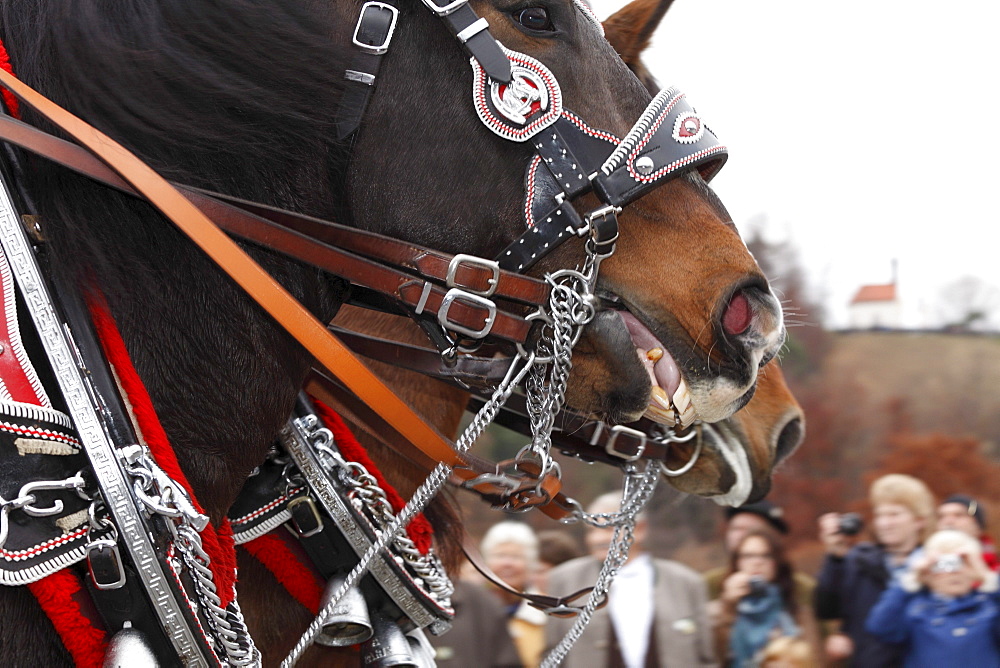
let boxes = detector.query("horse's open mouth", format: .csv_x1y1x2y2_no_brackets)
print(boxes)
600,294,697,428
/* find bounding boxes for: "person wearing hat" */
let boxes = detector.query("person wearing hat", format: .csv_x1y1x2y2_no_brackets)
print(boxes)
704,501,816,614
936,494,999,571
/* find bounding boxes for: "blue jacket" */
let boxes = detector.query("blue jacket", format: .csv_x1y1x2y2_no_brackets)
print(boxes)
814,543,905,667
865,581,1000,668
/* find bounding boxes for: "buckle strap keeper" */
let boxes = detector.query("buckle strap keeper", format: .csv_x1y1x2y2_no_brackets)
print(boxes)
335,2,399,139
420,0,511,83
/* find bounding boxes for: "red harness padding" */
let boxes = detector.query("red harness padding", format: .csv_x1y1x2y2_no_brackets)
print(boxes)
88,299,238,609
242,532,324,615
0,39,19,119
27,570,108,668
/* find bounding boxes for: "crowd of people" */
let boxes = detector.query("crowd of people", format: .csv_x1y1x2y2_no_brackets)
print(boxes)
430,478,999,667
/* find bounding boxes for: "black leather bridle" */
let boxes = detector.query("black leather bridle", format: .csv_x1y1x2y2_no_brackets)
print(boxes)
336,0,728,358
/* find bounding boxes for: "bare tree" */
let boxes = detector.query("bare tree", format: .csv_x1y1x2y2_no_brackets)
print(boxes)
934,276,1000,331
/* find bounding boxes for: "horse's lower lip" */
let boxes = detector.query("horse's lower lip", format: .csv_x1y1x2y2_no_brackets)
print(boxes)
701,421,754,506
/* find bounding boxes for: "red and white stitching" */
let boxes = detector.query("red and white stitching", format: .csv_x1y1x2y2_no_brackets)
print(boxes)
0,420,81,449
230,487,304,526
560,110,619,145
1,526,87,561
523,155,542,228
627,93,684,160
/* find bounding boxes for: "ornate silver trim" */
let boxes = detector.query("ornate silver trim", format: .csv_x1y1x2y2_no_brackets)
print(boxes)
280,421,449,630
0,179,213,666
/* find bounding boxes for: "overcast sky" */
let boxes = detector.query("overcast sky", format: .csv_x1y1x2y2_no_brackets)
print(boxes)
590,0,1000,329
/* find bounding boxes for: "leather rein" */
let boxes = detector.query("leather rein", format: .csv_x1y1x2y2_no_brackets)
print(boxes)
0,53,725,508
0,3,730,661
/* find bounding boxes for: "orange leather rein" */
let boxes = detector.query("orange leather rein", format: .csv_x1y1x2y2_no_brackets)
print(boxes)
0,69,571,519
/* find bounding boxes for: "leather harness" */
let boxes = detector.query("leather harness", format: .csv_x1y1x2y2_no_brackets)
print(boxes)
0,0,732,661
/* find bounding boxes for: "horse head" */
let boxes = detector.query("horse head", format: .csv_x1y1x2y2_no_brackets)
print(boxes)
348,0,785,432
578,0,804,504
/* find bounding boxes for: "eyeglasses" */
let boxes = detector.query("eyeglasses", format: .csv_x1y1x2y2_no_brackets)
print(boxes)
737,552,774,560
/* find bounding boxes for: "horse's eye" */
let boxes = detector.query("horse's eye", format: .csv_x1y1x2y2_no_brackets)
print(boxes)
514,6,554,31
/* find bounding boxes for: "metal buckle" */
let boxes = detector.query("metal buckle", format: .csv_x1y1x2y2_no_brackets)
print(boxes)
288,496,325,538
87,539,127,590
583,204,621,228
605,425,646,462
420,0,468,16
437,289,497,339
447,254,500,297
352,2,399,55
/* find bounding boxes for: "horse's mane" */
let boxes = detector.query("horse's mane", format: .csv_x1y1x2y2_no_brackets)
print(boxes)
0,0,467,564
0,0,352,205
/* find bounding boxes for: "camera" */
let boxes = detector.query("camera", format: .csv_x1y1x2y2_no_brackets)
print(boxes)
837,512,864,536
747,576,769,598
931,553,963,574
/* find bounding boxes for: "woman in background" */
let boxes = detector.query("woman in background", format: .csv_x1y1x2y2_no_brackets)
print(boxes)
482,521,548,668
865,529,1000,667
710,530,820,667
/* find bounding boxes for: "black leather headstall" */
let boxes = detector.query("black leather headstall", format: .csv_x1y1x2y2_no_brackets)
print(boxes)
501,87,728,273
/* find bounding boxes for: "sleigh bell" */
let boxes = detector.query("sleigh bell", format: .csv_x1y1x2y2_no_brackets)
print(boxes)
406,629,437,668
103,621,159,668
315,576,374,647
361,610,418,667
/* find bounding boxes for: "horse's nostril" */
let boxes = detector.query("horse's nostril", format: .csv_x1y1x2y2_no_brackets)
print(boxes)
722,290,752,336
775,416,804,463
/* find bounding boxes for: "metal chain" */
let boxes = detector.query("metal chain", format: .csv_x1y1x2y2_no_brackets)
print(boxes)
540,462,660,667
523,268,595,477
124,446,260,666
281,354,534,667
174,525,260,666
305,428,453,603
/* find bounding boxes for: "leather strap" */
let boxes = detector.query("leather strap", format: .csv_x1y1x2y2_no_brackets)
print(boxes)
336,2,398,139
211,194,550,306
0,111,549,344
0,69,567,515
422,0,512,84
327,324,511,388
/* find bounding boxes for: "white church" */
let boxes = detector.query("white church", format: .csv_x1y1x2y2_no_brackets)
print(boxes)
847,261,903,329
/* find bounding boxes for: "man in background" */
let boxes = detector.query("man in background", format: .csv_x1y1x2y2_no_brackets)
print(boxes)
936,493,998,570
544,491,717,668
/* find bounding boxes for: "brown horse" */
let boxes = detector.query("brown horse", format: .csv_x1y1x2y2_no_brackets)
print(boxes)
231,0,803,662
0,0,784,664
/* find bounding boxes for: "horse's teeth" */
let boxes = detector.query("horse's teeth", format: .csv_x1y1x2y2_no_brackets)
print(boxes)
645,403,676,424
651,386,672,410
677,402,698,428
672,380,691,414
646,386,676,424
647,347,664,362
